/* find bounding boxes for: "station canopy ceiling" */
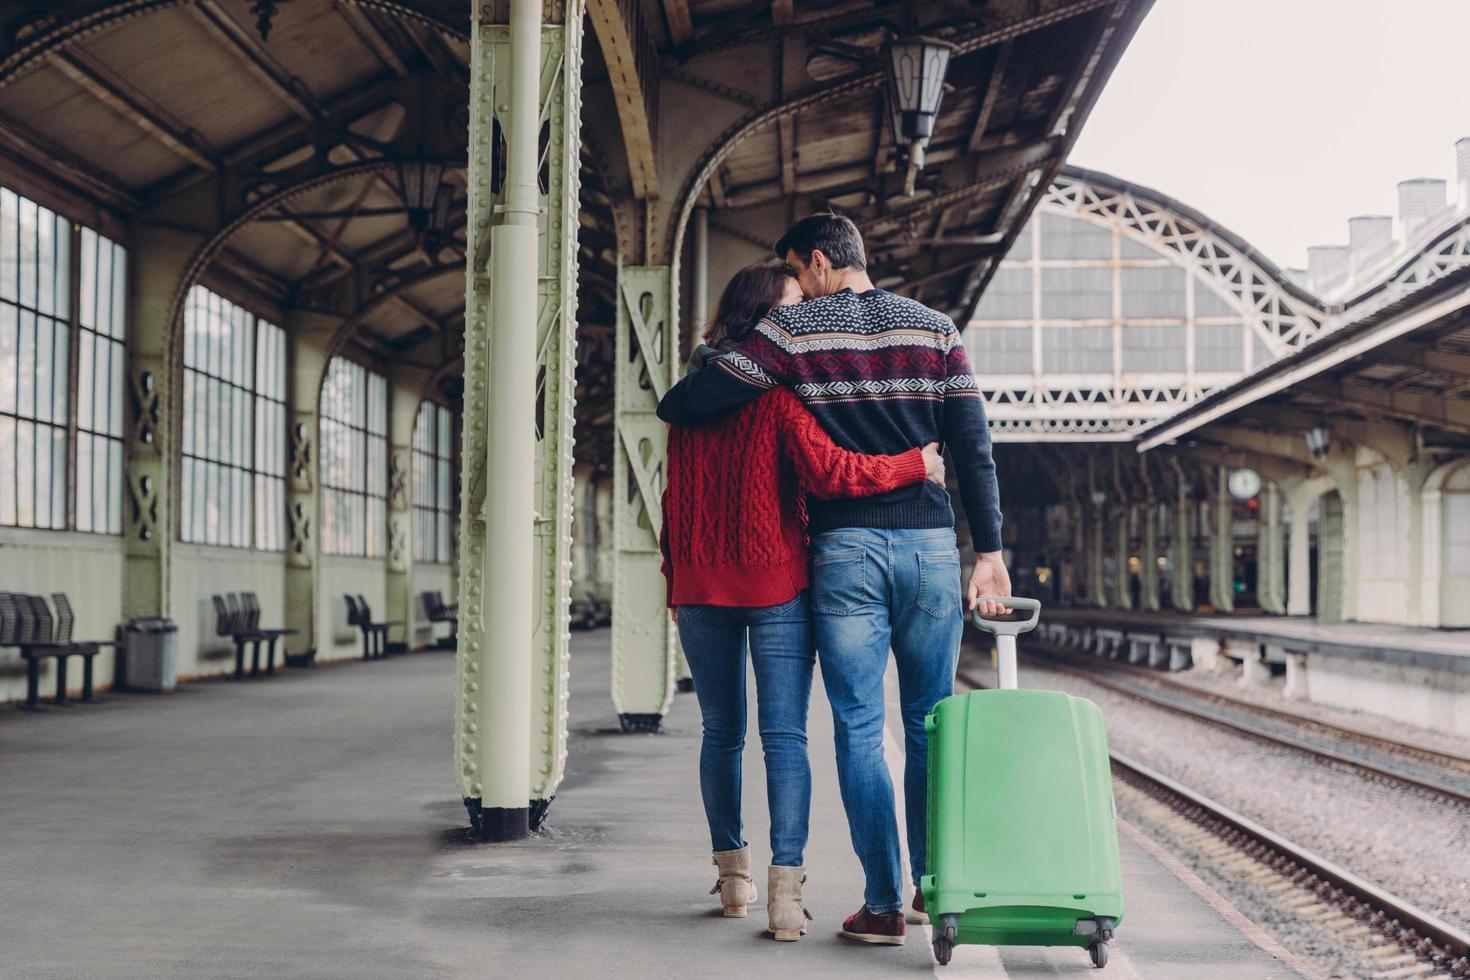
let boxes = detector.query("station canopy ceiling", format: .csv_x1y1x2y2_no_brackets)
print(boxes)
0,0,1148,441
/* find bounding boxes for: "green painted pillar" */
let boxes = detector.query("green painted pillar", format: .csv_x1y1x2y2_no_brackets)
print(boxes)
283,313,335,655
612,265,678,732
1138,503,1160,612
386,373,422,650
457,0,584,839
1110,505,1132,610
1209,466,1235,613
1169,460,1193,613
1257,482,1285,614
123,225,200,619
1087,503,1106,609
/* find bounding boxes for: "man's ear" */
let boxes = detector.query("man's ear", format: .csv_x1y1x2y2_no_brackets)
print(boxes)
809,249,828,278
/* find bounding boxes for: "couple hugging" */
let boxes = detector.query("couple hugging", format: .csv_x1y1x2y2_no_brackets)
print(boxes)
657,213,1011,947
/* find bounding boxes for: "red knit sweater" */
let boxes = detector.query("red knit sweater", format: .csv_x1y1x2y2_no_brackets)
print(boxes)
660,387,927,607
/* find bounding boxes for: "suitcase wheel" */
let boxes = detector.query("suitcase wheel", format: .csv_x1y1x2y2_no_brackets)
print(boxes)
932,917,958,966
1088,940,1109,969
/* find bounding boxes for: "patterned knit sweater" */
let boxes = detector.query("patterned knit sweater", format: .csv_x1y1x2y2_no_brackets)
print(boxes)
657,288,1003,551
659,387,926,607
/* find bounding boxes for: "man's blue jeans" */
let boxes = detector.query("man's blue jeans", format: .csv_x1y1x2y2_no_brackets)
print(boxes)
809,528,964,914
676,593,815,867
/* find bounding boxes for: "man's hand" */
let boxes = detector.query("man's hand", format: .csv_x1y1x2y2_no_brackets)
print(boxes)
921,442,946,485
967,551,1012,616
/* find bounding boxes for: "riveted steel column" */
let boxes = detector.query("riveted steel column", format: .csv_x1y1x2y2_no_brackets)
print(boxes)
386,375,419,650
1138,503,1160,611
1110,504,1132,610
1169,459,1193,613
1257,482,1284,615
459,0,582,842
284,313,335,654
612,265,678,732
124,225,200,619
1209,466,1234,613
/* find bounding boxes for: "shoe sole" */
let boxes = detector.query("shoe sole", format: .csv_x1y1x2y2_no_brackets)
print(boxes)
838,929,905,946
722,907,748,918
770,929,806,942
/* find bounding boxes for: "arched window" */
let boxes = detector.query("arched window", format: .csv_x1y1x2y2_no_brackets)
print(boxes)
320,357,386,557
180,286,287,549
412,401,453,564
0,186,126,533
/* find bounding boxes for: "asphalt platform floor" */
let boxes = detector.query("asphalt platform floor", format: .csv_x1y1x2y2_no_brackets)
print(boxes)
0,631,1305,978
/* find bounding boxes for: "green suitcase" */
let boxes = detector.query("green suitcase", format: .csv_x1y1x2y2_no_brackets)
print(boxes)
920,598,1123,967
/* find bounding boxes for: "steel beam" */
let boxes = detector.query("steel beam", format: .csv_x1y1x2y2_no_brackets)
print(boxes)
612,265,678,731
457,0,584,842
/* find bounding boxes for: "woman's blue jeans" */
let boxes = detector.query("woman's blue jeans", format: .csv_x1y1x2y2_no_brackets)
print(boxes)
676,592,815,867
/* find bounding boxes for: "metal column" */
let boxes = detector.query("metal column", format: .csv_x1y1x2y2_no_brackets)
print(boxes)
1209,466,1235,613
457,0,584,841
612,265,678,731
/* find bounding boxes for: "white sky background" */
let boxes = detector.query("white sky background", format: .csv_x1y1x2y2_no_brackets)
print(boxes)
1067,0,1470,271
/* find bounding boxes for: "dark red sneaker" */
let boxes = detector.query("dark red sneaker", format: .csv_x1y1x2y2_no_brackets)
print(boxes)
839,905,906,945
906,890,927,925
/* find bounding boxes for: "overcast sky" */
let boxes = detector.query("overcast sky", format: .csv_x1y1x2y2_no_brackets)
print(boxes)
1067,0,1470,270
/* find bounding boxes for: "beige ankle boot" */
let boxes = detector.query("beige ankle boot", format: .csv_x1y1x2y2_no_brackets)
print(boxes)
767,866,812,941
710,846,758,917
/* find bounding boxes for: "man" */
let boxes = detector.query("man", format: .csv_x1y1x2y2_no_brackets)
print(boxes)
658,213,1010,945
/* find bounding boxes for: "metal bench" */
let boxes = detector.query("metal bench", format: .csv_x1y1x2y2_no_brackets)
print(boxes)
239,592,296,675
213,594,268,679
0,592,116,708
419,591,457,649
345,595,400,659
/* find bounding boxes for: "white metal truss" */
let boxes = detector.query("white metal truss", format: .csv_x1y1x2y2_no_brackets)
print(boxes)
972,172,1330,441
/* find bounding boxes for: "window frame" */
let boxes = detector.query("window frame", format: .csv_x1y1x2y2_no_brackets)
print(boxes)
319,356,388,558
412,400,454,565
178,284,288,551
0,185,125,535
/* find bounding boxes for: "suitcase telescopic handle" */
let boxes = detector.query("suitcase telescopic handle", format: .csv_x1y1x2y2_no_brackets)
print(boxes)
970,597,1040,691
969,597,1040,636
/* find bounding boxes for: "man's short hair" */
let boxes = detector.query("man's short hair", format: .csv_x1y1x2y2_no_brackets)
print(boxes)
774,213,867,271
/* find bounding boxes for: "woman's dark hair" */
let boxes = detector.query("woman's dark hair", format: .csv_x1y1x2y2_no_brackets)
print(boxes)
704,261,795,347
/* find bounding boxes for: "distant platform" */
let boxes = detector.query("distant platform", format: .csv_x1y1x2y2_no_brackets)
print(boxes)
0,633,1302,978
1041,607,1470,673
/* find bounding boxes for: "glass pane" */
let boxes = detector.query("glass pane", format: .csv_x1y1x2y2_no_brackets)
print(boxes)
18,197,36,311
52,319,67,424
35,423,50,527
0,189,17,302
80,226,97,329
110,242,126,340
50,426,65,530
0,416,14,525
52,215,69,321
36,207,53,316
17,418,33,526
76,432,93,532
0,302,15,414
107,438,122,533
17,308,33,417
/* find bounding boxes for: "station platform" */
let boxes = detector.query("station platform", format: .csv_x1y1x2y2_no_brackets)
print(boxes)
1042,607,1470,672
0,633,1303,979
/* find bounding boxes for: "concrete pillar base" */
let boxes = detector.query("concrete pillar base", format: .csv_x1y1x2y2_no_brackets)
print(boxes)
1190,637,1220,672
1239,652,1271,687
1283,651,1308,700
1166,639,1192,671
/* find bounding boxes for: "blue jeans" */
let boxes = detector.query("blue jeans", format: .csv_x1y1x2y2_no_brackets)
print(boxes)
809,528,964,913
676,592,815,867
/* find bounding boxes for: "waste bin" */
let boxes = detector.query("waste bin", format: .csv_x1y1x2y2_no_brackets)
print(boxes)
124,617,178,692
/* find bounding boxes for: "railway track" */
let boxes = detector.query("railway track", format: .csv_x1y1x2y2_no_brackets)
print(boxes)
1011,645,1470,807
954,670,1470,978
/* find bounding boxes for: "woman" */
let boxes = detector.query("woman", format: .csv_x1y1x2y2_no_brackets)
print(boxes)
660,261,944,941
